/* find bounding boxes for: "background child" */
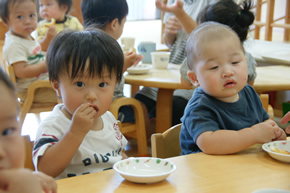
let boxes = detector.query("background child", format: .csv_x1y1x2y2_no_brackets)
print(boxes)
37,0,83,51
81,0,143,123
181,22,286,155
156,0,257,126
33,28,128,179
0,0,57,105
0,68,56,193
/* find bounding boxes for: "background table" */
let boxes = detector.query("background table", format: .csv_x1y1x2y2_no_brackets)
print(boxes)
254,65,290,94
125,64,191,133
57,144,290,193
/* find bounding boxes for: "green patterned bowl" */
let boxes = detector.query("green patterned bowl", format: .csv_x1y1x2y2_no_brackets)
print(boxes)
262,140,290,163
113,157,176,183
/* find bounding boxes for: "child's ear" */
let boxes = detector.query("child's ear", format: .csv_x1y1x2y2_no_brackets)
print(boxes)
109,18,119,31
187,70,199,87
51,81,61,97
60,4,68,14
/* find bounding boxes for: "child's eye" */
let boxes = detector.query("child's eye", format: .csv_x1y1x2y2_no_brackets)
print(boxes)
2,128,15,136
210,66,218,70
74,82,85,87
17,15,23,19
99,82,108,88
30,14,35,18
232,61,240,65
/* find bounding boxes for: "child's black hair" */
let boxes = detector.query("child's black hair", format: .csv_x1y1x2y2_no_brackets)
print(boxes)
197,0,254,42
46,28,124,83
0,0,37,24
57,0,72,14
81,0,128,28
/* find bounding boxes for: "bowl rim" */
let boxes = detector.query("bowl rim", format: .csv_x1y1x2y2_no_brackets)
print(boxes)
113,157,177,178
262,140,290,157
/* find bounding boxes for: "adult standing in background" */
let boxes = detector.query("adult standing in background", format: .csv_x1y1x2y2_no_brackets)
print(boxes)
134,0,218,126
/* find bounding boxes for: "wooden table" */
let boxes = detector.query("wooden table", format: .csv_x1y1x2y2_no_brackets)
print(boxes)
244,39,290,66
254,65,290,94
125,64,191,133
57,145,290,193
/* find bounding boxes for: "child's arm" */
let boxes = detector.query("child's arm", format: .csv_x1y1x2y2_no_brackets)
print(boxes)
0,169,42,193
196,119,286,155
13,61,47,78
38,26,57,51
37,103,96,178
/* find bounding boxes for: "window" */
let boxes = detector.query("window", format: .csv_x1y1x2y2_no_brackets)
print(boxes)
127,0,161,21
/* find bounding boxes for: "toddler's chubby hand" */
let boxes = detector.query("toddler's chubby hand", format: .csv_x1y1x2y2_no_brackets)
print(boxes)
33,171,57,193
251,119,285,143
70,103,97,137
124,52,143,70
0,168,42,193
45,25,57,39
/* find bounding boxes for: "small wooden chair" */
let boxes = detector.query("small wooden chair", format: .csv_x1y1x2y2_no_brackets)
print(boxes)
23,135,35,171
5,64,58,127
259,94,274,120
110,97,149,157
151,123,182,158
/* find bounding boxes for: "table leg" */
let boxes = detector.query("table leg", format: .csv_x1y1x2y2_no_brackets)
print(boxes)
156,88,174,133
130,85,140,97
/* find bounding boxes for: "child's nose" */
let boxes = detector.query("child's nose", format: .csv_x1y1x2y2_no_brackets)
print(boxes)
222,66,234,78
86,89,98,102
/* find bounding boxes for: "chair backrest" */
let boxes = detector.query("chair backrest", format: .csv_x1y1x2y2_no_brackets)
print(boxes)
23,135,35,171
151,123,182,158
6,64,16,83
259,94,274,120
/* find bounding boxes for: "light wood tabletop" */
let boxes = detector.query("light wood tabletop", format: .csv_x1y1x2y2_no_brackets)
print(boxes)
125,64,191,133
244,39,290,66
254,65,290,94
57,145,290,193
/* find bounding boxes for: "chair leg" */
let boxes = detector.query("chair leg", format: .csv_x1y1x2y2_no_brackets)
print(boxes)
134,103,150,157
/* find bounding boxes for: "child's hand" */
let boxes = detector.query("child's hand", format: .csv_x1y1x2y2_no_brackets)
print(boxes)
164,16,182,35
155,0,184,14
124,52,143,71
45,25,57,40
0,169,42,193
251,120,284,143
33,171,57,193
281,111,290,134
70,103,97,137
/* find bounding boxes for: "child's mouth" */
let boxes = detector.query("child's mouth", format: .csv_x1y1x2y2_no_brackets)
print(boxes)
224,80,236,88
89,105,98,113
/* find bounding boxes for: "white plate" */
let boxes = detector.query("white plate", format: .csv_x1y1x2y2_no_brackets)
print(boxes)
261,50,290,65
113,157,176,184
262,140,290,163
253,189,290,193
126,64,151,75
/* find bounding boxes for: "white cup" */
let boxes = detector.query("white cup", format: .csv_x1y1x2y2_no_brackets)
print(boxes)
151,52,170,69
121,37,135,52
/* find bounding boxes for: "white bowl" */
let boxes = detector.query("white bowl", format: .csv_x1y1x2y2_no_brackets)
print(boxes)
127,64,151,75
262,140,290,163
113,157,176,183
